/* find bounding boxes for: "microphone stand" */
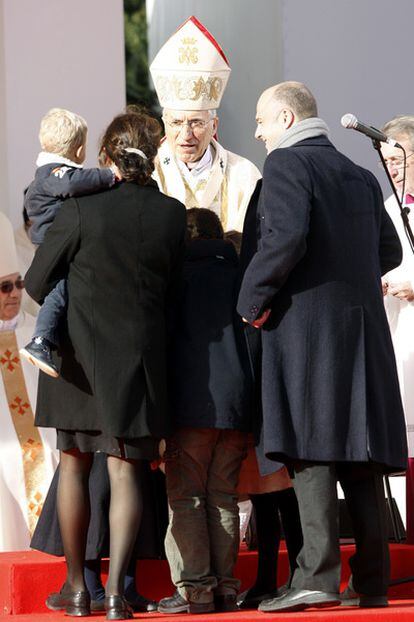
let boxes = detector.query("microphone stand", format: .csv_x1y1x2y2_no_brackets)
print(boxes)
372,138,414,589
372,139,414,254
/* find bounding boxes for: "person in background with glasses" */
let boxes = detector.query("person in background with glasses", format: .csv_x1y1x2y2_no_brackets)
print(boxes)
0,211,58,552
150,16,261,233
381,115,414,544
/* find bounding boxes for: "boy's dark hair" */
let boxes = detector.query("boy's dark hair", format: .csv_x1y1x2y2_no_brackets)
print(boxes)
186,208,224,241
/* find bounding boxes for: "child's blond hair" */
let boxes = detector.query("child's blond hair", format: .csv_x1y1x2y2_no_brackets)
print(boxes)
39,108,88,158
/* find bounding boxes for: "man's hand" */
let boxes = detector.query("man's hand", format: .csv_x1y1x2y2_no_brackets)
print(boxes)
242,308,271,329
388,281,414,301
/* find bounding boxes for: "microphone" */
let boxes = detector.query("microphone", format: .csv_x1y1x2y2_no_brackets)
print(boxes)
341,113,402,148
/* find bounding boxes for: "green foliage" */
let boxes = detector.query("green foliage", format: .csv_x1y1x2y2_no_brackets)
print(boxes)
124,0,157,111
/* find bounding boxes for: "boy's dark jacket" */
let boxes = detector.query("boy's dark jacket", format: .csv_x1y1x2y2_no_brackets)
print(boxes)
24,163,114,244
169,238,253,431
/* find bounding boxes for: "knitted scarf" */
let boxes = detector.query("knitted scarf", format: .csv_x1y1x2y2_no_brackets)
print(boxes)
274,117,330,150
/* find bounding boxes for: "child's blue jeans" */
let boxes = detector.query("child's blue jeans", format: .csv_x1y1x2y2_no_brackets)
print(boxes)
34,279,67,346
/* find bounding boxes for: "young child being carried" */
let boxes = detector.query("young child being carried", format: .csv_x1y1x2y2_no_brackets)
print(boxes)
20,108,117,377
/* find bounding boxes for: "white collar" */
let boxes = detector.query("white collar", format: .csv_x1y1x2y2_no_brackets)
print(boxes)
177,145,214,177
0,312,20,332
36,151,83,169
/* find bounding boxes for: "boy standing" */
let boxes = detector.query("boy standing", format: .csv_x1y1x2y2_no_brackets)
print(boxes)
159,209,251,614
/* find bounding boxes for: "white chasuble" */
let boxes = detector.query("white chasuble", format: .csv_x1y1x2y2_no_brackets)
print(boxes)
154,138,261,232
383,195,414,457
0,312,58,551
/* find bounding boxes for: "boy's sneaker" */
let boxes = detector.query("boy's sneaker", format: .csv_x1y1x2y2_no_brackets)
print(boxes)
20,337,59,378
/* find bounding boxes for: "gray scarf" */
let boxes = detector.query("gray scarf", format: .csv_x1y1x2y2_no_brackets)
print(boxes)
274,117,329,150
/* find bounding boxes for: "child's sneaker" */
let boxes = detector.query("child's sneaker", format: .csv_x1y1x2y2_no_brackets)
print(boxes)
20,337,59,378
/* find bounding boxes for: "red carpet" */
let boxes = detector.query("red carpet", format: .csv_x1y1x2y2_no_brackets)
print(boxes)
1,545,414,620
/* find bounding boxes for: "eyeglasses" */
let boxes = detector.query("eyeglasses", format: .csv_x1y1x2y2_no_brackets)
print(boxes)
379,152,414,170
163,118,213,132
0,278,25,294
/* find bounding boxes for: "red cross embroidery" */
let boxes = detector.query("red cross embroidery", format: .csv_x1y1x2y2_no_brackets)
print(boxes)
10,396,30,415
0,349,20,372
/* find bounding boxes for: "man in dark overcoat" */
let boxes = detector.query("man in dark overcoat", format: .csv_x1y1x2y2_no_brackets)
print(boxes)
237,81,408,613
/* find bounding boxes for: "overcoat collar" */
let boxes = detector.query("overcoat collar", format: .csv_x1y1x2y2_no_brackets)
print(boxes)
289,135,336,149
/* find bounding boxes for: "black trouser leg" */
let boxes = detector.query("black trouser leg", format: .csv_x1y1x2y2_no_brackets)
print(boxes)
250,492,281,593
338,464,390,596
277,487,303,583
291,462,341,593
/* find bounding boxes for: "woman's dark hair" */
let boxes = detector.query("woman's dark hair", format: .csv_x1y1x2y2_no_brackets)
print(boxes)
99,106,162,185
186,208,224,241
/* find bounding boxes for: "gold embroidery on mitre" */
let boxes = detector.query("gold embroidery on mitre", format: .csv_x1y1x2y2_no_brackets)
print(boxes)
178,37,198,65
0,330,46,535
155,76,223,104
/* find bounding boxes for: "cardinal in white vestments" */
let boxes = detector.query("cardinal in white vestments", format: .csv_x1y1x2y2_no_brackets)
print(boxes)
0,212,58,551
150,16,261,232
381,116,414,542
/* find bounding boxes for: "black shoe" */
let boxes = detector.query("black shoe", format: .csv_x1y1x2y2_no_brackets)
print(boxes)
105,595,134,620
237,584,288,609
214,593,238,612
158,590,214,614
340,583,388,608
126,592,158,612
46,587,69,611
65,591,91,617
20,337,59,378
91,599,106,611
359,594,388,608
46,585,91,615
259,588,341,612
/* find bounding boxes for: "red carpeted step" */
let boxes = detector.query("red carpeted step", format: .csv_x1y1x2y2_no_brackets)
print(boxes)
3,601,414,621
1,545,414,618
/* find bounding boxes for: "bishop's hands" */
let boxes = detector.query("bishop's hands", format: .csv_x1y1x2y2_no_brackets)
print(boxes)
383,278,414,302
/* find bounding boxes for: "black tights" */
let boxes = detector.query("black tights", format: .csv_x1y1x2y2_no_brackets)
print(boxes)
248,488,303,595
57,450,143,597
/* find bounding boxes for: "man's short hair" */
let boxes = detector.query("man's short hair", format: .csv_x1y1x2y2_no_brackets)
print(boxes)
39,108,88,158
273,82,318,121
381,115,414,150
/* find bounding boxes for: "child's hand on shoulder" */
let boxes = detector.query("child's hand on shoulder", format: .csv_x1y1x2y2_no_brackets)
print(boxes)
110,163,122,181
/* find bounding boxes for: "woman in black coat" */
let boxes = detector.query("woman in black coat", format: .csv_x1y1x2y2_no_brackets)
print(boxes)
25,109,186,619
